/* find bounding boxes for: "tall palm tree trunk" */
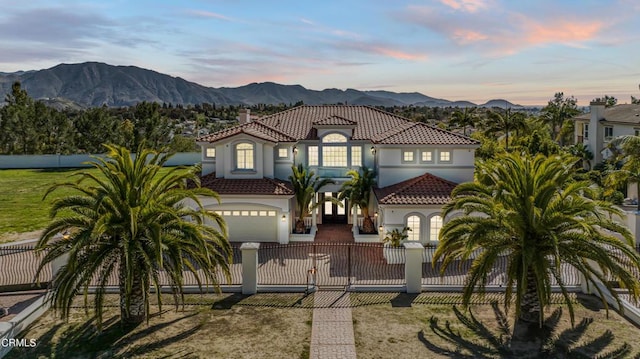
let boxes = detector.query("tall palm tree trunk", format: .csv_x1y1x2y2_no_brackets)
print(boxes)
119,260,146,325
520,268,541,323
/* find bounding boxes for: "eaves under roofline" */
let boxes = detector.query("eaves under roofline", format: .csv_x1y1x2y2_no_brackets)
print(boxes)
377,204,447,209
199,132,279,146
215,194,294,199
291,139,479,148
595,119,640,126
373,143,480,149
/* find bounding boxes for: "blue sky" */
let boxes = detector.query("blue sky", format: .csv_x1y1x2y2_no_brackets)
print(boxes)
1,0,639,105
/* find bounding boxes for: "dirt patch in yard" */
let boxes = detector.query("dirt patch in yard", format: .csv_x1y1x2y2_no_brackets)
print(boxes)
352,292,640,359
6,293,312,359
0,230,42,244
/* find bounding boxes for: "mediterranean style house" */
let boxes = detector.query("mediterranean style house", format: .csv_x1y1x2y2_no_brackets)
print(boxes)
195,105,479,244
573,100,640,169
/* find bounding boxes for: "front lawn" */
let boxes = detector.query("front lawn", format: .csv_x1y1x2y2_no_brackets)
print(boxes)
6,293,313,358
0,167,189,243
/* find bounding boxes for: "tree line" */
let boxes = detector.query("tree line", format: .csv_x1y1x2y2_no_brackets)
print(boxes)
0,82,293,155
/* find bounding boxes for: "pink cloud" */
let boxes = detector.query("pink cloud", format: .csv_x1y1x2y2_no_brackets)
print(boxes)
438,0,489,12
521,18,604,47
333,41,427,61
452,29,488,44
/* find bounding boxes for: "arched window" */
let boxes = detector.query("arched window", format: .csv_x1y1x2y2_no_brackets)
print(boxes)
322,133,347,143
407,215,421,241
429,215,443,241
235,142,254,170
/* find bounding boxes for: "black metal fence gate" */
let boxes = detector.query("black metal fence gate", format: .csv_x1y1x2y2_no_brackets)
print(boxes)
256,243,405,290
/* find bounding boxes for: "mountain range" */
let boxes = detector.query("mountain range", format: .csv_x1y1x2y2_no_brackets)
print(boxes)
0,62,523,109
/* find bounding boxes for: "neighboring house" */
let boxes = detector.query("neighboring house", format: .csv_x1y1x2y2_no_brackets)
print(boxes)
573,100,640,169
196,106,479,244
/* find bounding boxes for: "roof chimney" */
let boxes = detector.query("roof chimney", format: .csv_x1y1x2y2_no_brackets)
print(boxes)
238,109,251,124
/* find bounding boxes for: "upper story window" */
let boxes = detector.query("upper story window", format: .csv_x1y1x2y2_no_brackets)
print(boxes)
321,133,348,167
421,150,433,162
322,133,347,143
235,142,254,170
604,126,613,141
429,215,443,241
308,146,319,166
205,147,216,158
402,150,414,162
278,148,288,158
583,124,589,139
323,146,348,167
351,146,362,167
439,151,451,162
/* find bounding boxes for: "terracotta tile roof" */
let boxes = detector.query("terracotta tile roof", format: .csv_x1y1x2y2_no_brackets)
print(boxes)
197,121,296,143
199,105,477,146
374,172,458,205
196,173,294,196
313,115,357,126
373,122,478,145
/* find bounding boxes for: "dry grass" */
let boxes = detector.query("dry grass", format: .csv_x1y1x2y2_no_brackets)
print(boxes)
351,292,640,359
6,293,312,359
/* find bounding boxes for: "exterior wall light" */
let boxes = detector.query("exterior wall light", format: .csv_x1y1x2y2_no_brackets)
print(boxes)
281,214,286,222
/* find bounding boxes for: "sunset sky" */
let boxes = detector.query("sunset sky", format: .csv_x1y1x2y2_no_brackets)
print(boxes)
1,0,639,105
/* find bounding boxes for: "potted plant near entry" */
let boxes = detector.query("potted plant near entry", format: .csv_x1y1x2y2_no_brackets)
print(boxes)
382,226,410,264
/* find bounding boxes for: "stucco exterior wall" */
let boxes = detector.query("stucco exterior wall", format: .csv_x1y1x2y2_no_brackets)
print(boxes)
379,205,444,245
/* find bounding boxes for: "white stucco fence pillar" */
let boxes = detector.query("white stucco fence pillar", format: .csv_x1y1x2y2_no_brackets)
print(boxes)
241,242,260,295
404,242,424,294
50,252,69,279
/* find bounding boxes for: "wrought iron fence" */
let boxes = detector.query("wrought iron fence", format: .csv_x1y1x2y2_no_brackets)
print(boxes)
421,247,583,288
86,245,243,288
0,245,51,291
256,243,406,288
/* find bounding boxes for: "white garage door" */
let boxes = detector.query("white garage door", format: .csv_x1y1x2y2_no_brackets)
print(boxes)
210,208,278,242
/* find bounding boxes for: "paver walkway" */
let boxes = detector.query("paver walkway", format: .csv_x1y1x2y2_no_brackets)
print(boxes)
310,290,356,359
314,223,354,243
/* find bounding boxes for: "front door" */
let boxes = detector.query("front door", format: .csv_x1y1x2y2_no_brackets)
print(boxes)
322,192,347,223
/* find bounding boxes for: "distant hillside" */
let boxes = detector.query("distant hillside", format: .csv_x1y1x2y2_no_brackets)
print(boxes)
0,62,526,108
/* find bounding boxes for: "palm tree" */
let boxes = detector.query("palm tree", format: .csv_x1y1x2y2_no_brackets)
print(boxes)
434,152,640,330
484,108,526,151
339,167,377,233
567,142,593,170
36,145,231,327
449,107,477,136
608,134,640,210
289,164,336,234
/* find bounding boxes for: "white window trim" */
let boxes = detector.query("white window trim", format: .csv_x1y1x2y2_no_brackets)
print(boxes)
405,214,422,242
308,145,319,166
234,141,255,171
402,149,415,163
420,150,434,163
351,146,362,167
428,214,443,242
438,150,452,163
604,126,614,141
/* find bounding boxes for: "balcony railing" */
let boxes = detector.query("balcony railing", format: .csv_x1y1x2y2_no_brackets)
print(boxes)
312,166,355,178
356,216,378,230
